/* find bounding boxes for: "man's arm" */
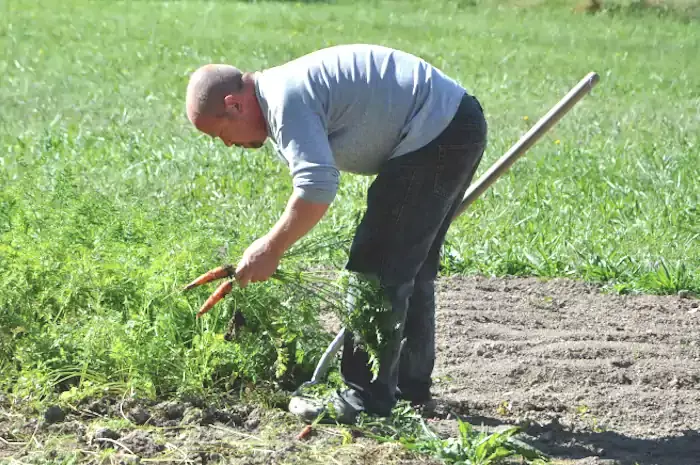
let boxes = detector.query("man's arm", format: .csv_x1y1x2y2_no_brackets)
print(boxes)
234,193,330,287
267,193,330,255
235,93,337,287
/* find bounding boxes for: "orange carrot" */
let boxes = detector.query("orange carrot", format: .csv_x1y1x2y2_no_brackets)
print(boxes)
296,424,313,440
195,280,234,318
184,265,235,291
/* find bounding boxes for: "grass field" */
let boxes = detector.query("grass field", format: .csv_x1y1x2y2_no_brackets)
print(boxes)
1,0,699,463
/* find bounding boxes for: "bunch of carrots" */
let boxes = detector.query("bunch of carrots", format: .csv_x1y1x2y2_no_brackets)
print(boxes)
183,235,392,382
183,264,237,318
183,232,353,318
184,264,355,319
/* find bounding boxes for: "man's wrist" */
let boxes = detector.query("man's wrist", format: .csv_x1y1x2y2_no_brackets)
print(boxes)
264,231,289,257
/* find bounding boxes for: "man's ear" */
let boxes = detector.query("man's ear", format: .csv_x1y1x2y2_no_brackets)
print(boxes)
223,94,242,113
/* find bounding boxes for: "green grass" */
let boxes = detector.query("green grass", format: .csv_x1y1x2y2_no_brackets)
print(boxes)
1,0,698,414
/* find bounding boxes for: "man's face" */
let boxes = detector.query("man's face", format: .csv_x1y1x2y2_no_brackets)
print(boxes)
191,96,267,149
196,113,265,149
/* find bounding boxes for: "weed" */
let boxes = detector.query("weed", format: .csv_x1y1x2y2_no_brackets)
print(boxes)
410,419,548,464
496,400,513,416
575,404,606,433
358,402,548,464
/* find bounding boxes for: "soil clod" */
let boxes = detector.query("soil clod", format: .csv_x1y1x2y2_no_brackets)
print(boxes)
120,430,164,456
127,406,151,425
44,405,65,424
93,427,121,448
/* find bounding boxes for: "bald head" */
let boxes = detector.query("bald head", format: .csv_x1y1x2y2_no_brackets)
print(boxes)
184,63,268,149
186,64,245,123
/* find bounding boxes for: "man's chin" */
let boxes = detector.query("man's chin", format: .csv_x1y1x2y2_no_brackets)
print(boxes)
242,141,264,149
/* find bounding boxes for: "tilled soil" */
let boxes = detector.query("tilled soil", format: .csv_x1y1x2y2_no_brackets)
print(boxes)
1,276,698,465
431,276,700,465
0,396,428,465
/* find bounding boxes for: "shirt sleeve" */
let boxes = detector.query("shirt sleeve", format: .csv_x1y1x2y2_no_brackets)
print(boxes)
273,94,339,205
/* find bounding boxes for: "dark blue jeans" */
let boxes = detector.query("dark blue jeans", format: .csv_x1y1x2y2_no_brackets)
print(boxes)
340,93,487,416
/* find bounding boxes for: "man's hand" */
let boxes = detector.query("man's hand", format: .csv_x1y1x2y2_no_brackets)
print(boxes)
235,193,331,288
235,236,283,288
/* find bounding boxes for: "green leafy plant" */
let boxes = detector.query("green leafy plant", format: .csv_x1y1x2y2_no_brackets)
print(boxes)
358,403,548,465
409,419,548,465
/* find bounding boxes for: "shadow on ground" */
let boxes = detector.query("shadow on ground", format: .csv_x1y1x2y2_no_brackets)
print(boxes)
456,411,700,465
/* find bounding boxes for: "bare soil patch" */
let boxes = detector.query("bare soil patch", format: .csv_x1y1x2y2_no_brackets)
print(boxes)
431,276,700,465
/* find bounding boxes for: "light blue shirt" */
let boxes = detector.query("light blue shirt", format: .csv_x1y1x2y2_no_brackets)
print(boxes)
255,44,467,204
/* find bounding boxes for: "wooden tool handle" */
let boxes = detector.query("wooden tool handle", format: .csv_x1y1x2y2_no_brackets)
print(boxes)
453,72,600,219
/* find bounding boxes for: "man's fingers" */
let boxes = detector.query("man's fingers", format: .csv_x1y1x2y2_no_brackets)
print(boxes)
235,263,250,288
236,273,250,288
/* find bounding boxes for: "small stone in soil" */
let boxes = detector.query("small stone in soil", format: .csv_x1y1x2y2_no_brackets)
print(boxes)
128,406,151,425
164,402,185,421
610,359,634,368
244,417,260,430
244,408,262,430
200,407,217,425
222,411,242,426
182,407,219,426
84,399,110,416
120,430,164,456
117,454,141,465
44,406,66,424
94,427,120,448
182,407,203,425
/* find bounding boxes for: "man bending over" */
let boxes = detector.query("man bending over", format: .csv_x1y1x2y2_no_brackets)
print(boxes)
185,44,487,424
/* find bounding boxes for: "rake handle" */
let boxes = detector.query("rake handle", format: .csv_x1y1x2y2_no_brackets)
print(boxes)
453,71,600,218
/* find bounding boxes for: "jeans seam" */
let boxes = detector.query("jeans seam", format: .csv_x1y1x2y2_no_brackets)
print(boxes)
393,169,414,226
434,144,470,200
377,168,415,279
